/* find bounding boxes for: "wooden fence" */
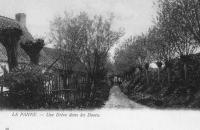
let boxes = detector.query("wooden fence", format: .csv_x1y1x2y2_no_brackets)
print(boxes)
0,68,93,108
42,72,91,106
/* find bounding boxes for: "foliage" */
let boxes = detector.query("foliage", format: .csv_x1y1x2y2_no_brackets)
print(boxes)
2,65,47,109
155,0,199,57
158,0,200,44
113,0,200,109
114,35,151,73
119,53,200,108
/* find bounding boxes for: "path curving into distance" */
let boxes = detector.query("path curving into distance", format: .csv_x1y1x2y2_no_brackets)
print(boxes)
104,86,147,109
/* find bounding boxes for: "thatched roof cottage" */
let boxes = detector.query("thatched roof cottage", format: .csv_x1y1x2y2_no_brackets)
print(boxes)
0,13,60,74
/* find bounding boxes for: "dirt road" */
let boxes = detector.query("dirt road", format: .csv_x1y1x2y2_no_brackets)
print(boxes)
104,86,147,109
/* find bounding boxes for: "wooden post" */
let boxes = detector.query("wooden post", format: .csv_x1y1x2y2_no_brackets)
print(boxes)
145,63,149,85
158,67,160,82
184,63,187,80
1,86,3,93
145,70,149,84
167,68,171,86
180,55,188,81
156,62,162,83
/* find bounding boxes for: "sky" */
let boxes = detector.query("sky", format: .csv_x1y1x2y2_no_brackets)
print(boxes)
0,0,157,53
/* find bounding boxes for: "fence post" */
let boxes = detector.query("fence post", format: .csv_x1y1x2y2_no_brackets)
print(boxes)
184,64,187,80
145,63,149,85
156,61,162,82
1,86,2,93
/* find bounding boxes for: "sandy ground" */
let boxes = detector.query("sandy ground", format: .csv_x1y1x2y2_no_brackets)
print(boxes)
104,86,147,109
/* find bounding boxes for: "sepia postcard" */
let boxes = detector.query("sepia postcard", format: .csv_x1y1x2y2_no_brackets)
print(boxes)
0,0,200,129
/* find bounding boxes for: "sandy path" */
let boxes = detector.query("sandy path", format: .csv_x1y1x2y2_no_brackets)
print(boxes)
104,86,147,109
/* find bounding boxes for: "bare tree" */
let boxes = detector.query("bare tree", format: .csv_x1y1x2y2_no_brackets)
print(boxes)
50,12,123,98
79,14,123,97
50,12,87,89
156,0,200,80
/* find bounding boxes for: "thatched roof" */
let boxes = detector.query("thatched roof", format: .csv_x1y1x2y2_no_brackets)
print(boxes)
0,15,33,63
19,25,34,45
0,42,61,67
0,16,21,31
0,16,22,41
0,15,34,45
0,14,60,68
0,14,63,70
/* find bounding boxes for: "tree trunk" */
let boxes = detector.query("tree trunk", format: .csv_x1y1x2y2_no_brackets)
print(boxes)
158,67,160,82
89,71,97,99
184,63,187,80
145,69,149,84
90,79,95,99
1,86,3,93
62,74,68,89
156,62,162,83
85,73,92,100
167,67,171,86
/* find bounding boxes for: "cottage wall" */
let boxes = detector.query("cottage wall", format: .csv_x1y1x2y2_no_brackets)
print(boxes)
0,62,8,76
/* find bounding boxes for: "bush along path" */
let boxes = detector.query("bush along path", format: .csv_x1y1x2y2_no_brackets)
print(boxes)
118,54,200,109
104,85,147,109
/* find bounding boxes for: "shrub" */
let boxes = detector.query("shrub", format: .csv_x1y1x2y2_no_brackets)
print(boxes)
119,53,200,108
3,64,47,109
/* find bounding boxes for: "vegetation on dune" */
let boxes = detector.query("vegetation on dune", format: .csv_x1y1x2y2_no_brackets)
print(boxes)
2,0,200,109
114,0,200,109
119,54,200,108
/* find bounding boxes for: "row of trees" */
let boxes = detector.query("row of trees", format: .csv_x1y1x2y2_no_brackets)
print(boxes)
113,0,200,109
114,0,200,75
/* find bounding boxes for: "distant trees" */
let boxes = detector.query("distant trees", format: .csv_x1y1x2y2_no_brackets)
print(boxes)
115,0,200,109
114,35,151,73
114,42,136,73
